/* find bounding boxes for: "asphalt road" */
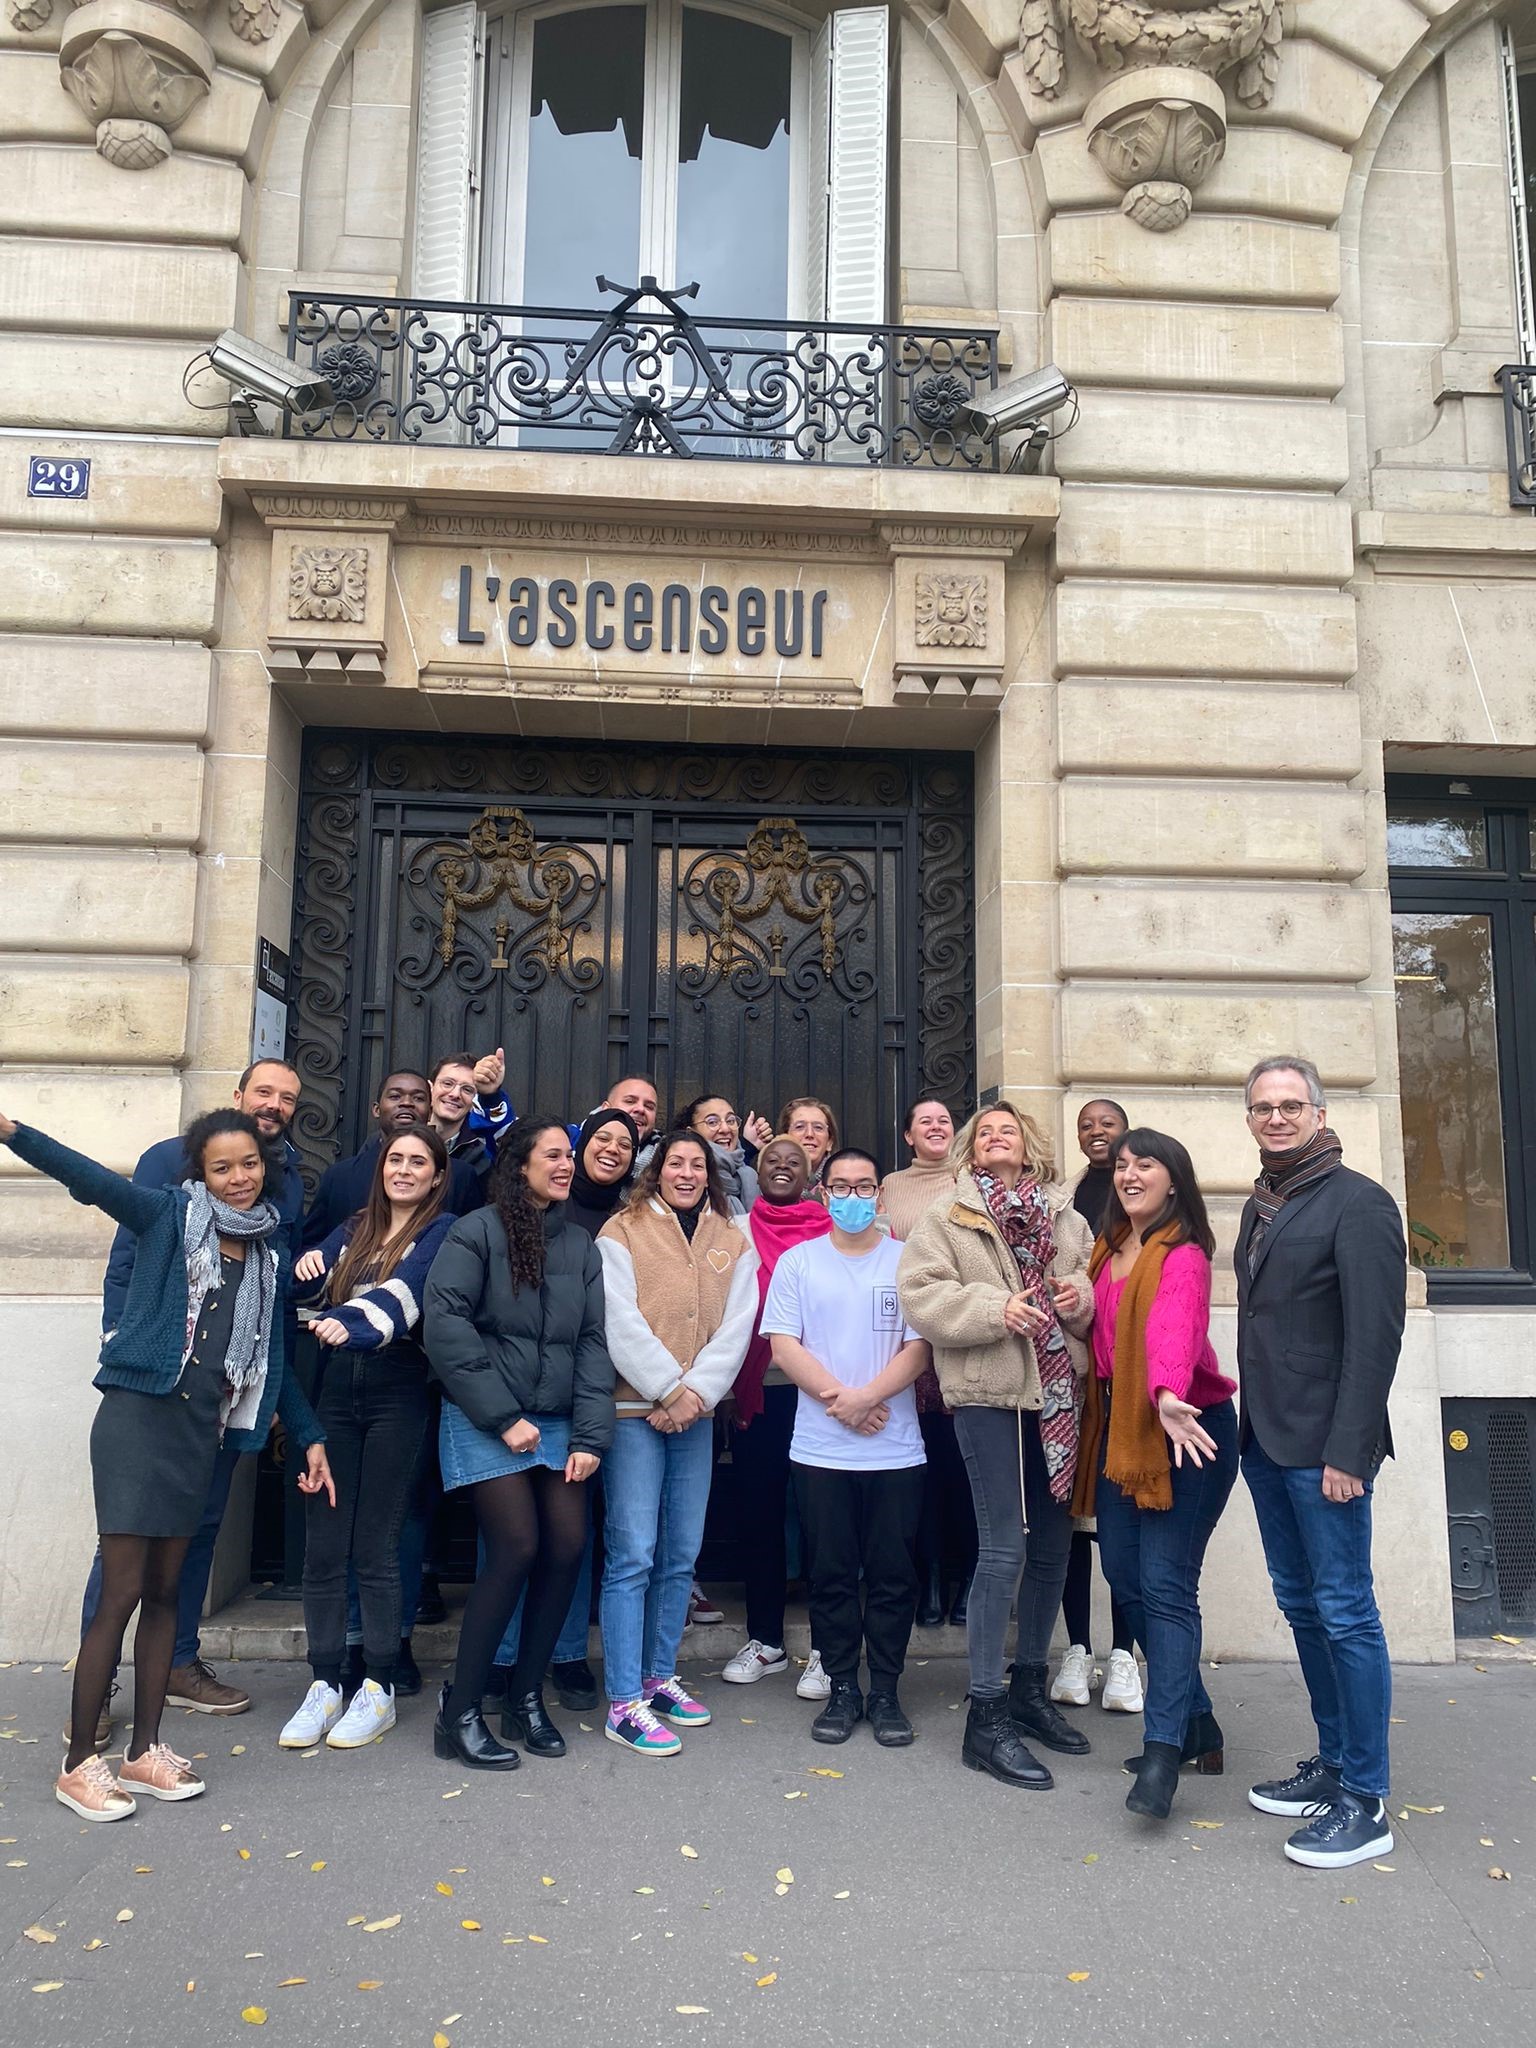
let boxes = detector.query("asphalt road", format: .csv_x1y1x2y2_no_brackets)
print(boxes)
1,1654,1532,2047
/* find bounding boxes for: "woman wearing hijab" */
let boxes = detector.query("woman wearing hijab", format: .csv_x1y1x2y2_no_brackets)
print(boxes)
566,1109,640,1239
722,1138,834,1691
676,1095,759,1214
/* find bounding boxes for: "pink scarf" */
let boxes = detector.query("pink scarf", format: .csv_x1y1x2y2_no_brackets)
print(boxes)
734,1198,833,1425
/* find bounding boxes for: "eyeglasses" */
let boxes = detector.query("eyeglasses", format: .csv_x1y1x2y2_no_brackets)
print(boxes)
1245,1101,1312,1123
695,1112,740,1133
826,1180,878,1199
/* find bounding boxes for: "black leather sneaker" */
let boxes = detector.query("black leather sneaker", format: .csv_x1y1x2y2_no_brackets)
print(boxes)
811,1680,864,1744
866,1692,915,1747
1248,1755,1343,1817
1283,1792,1394,1869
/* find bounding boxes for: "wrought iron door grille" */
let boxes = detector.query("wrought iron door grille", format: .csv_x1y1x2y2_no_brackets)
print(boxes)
1498,363,1536,505
285,281,1000,469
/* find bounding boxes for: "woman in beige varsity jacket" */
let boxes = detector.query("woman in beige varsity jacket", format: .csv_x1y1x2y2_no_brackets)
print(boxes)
595,1131,759,1756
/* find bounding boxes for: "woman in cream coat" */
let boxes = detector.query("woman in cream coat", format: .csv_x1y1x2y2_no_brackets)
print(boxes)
898,1103,1094,1791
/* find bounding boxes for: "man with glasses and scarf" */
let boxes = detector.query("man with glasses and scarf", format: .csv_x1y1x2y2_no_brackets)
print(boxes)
1235,1056,1406,1872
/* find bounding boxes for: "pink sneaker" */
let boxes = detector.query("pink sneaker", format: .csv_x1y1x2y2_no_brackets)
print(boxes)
644,1675,711,1727
604,1699,682,1757
118,1742,205,1802
55,1754,137,1822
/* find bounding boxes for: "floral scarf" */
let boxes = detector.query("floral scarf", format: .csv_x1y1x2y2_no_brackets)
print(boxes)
974,1168,1081,1503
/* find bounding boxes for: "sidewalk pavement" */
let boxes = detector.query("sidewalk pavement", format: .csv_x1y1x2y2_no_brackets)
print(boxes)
1,1654,1532,2048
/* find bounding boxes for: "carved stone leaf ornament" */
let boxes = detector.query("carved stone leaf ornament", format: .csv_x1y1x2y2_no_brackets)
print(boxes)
915,573,988,650
7,0,55,31
227,0,280,44
289,546,368,624
60,26,211,170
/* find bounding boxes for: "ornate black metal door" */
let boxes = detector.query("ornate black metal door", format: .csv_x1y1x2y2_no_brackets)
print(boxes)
290,734,974,1179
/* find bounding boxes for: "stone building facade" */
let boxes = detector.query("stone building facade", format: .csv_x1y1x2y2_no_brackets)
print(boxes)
2,0,1533,1659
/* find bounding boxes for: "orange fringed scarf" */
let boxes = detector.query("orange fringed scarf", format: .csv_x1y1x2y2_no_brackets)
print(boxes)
1070,1223,1182,1519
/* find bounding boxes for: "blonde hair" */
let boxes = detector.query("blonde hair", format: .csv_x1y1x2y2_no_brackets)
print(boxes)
950,1100,1055,1182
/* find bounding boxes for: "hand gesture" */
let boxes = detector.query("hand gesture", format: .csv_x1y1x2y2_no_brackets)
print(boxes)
310,1316,350,1347
1156,1390,1218,1468
1049,1278,1082,1317
297,1444,336,1507
666,1387,707,1432
294,1249,326,1283
1002,1290,1046,1338
742,1111,774,1150
501,1417,541,1454
0,1110,15,1142
565,1451,600,1483
473,1047,506,1096
818,1384,888,1434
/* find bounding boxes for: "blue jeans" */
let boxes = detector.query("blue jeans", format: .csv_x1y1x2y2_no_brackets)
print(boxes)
81,1442,242,1672
1241,1436,1392,1801
600,1415,715,1704
491,1521,595,1667
1096,1397,1238,1749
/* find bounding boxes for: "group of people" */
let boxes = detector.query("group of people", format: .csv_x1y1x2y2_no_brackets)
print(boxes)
1,1043,1407,1871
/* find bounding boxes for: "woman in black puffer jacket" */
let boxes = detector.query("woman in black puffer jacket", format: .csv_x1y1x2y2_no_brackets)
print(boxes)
423,1118,614,1769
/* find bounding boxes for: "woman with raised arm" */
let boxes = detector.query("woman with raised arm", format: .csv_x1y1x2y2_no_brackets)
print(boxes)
423,1119,614,1770
0,1105,331,1822
279,1122,455,1753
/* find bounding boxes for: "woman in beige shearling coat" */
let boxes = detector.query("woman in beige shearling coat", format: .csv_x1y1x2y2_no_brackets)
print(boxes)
897,1103,1094,1789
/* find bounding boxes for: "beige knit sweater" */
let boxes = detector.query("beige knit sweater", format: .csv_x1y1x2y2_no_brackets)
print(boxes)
896,1169,1094,1411
879,1160,958,1243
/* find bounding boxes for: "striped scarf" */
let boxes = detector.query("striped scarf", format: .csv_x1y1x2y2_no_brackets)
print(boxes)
1247,1126,1344,1271
974,1169,1081,1503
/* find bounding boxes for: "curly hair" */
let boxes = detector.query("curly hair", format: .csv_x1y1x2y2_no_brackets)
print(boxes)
489,1118,570,1293
623,1129,732,1219
182,1108,274,1189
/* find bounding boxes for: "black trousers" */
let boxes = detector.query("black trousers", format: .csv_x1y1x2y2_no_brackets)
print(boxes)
303,1348,433,1687
732,1384,797,1647
793,1462,923,1694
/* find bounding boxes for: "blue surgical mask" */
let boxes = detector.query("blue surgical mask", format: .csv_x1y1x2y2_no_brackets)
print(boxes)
827,1193,878,1235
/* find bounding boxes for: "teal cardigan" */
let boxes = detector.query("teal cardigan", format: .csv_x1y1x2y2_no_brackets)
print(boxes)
7,1124,323,1452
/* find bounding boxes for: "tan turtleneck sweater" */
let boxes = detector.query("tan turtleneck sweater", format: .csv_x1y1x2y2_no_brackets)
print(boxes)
879,1159,958,1243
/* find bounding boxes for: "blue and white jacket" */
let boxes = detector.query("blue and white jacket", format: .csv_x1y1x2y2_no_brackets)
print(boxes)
294,1213,456,1355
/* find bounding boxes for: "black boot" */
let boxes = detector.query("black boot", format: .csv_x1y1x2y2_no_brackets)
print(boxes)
415,1572,447,1627
915,1565,945,1630
393,1638,422,1699
867,1692,915,1747
948,1571,973,1627
811,1680,864,1744
1124,1711,1226,1777
550,1659,598,1712
501,1688,567,1757
433,1680,520,1771
1007,1662,1091,1755
961,1693,1053,1789
1126,1739,1182,1818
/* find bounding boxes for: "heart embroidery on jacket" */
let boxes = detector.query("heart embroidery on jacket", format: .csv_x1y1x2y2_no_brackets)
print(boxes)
706,1247,732,1273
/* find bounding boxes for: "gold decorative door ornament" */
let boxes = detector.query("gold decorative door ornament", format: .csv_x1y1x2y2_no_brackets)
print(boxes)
431,806,600,981
689,817,866,985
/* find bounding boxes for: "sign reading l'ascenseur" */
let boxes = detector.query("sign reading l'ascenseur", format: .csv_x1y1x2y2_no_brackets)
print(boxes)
455,564,831,659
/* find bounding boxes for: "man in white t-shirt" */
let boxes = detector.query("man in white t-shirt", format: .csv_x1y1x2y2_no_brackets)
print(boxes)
759,1147,930,1748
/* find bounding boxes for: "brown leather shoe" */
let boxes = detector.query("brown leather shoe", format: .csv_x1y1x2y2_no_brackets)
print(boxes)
63,1684,116,1751
165,1658,250,1715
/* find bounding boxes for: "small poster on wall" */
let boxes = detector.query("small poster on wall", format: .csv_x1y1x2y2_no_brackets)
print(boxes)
253,939,289,1062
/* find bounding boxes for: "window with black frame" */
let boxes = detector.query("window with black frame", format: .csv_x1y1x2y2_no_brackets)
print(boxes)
1388,782,1536,1300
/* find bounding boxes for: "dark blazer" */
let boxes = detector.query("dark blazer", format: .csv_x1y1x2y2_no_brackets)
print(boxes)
422,1204,615,1456
301,1134,483,1249
1234,1165,1406,1477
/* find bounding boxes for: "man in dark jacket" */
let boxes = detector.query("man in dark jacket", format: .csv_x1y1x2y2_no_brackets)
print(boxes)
76,1058,309,1736
1235,1055,1406,1873
300,1069,483,1249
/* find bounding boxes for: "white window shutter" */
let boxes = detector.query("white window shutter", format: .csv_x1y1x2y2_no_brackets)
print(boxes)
412,1,482,303
806,19,832,323
821,7,889,329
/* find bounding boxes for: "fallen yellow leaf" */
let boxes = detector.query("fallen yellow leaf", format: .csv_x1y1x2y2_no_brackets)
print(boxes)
742,1952,758,1963
356,1980,382,1991
635,1887,655,1895
186,1981,195,1993
1373,1864,1395,1873
31,1982,64,1994
134,1866,152,1875
680,1846,699,1859
784,1791,805,1800
311,1862,326,1873
116,1909,134,1923
23,1926,57,1945
442,1789,463,1799
502,1937,523,1945
1340,1896,1357,1905
1481,1838,1495,1847
1488,1867,1511,1881
757,1973,778,1987
231,1744,246,1755
1492,1633,1523,1645
435,2035,451,2048
1067,1972,1091,1983
436,1881,454,1897
806,1768,843,1779
528,1933,550,1944
1403,1804,1445,1815
241,2009,267,2025
363,1914,402,1932
239,1848,252,1861
442,2016,463,2027
346,1915,365,1927
1190,1820,1223,1831
460,1920,482,1932
277,1978,306,1987
833,1890,850,1900
541,1875,556,1886
740,1718,755,1724
83,1939,104,1951
775,1867,794,1884
675,2007,710,2015
1082,1853,1099,1865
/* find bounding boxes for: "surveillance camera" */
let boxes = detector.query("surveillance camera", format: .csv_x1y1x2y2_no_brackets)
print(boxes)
207,329,334,414
958,364,1074,444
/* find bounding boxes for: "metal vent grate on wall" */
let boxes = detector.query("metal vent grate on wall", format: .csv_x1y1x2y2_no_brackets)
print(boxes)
1443,1399,1536,1635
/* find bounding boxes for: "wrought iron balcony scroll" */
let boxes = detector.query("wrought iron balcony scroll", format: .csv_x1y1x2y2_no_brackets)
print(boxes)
284,278,1000,470
1498,364,1536,507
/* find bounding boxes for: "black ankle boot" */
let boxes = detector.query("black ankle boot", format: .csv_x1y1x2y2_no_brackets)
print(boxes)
948,1571,973,1628
962,1693,1053,1789
1007,1662,1091,1755
501,1688,567,1757
433,1680,520,1771
393,1638,422,1698
1181,1710,1224,1775
1126,1739,1182,1818
549,1659,598,1712
915,1565,945,1629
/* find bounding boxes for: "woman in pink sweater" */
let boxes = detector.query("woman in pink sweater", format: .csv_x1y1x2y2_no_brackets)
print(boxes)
1074,1127,1237,1821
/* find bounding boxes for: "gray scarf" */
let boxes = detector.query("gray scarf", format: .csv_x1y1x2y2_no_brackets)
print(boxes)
181,1182,280,1430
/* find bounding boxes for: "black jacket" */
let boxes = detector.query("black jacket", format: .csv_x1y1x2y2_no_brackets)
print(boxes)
302,1134,484,1250
422,1204,615,1455
1234,1165,1406,1477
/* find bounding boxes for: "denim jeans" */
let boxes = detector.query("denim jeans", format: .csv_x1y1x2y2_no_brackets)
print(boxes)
80,1441,242,1672
952,1406,1075,1698
491,1518,595,1667
1242,1436,1392,1801
1095,1396,1238,1748
303,1349,433,1687
600,1414,715,1703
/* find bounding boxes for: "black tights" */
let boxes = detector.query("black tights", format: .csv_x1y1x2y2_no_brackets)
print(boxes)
445,1468,590,1720
1061,1527,1134,1656
67,1533,190,1770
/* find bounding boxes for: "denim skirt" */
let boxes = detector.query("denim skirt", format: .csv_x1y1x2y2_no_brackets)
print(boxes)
438,1399,573,1491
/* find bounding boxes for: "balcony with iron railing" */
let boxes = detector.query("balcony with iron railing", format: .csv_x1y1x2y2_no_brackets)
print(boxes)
282,278,1004,471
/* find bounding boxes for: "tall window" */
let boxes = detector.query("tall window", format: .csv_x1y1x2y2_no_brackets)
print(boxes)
1389,781,1536,1299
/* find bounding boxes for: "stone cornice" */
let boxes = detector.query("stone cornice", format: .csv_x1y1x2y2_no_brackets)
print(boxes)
1356,509,1536,579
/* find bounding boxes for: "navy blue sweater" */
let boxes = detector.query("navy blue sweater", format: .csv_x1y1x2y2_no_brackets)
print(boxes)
295,1214,455,1352
7,1124,323,1452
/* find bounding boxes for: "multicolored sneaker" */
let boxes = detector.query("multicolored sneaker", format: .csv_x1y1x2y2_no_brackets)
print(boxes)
604,1698,683,1757
118,1743,205,1802
643,1675,711,1727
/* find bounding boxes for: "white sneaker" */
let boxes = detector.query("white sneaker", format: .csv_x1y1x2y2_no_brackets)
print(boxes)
1101,1648,1144,1714
795,1649,831,1701
278,1680,344,1749
721,1639,789,1684
326,1678,397,1748
1050,1643,1095,1707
